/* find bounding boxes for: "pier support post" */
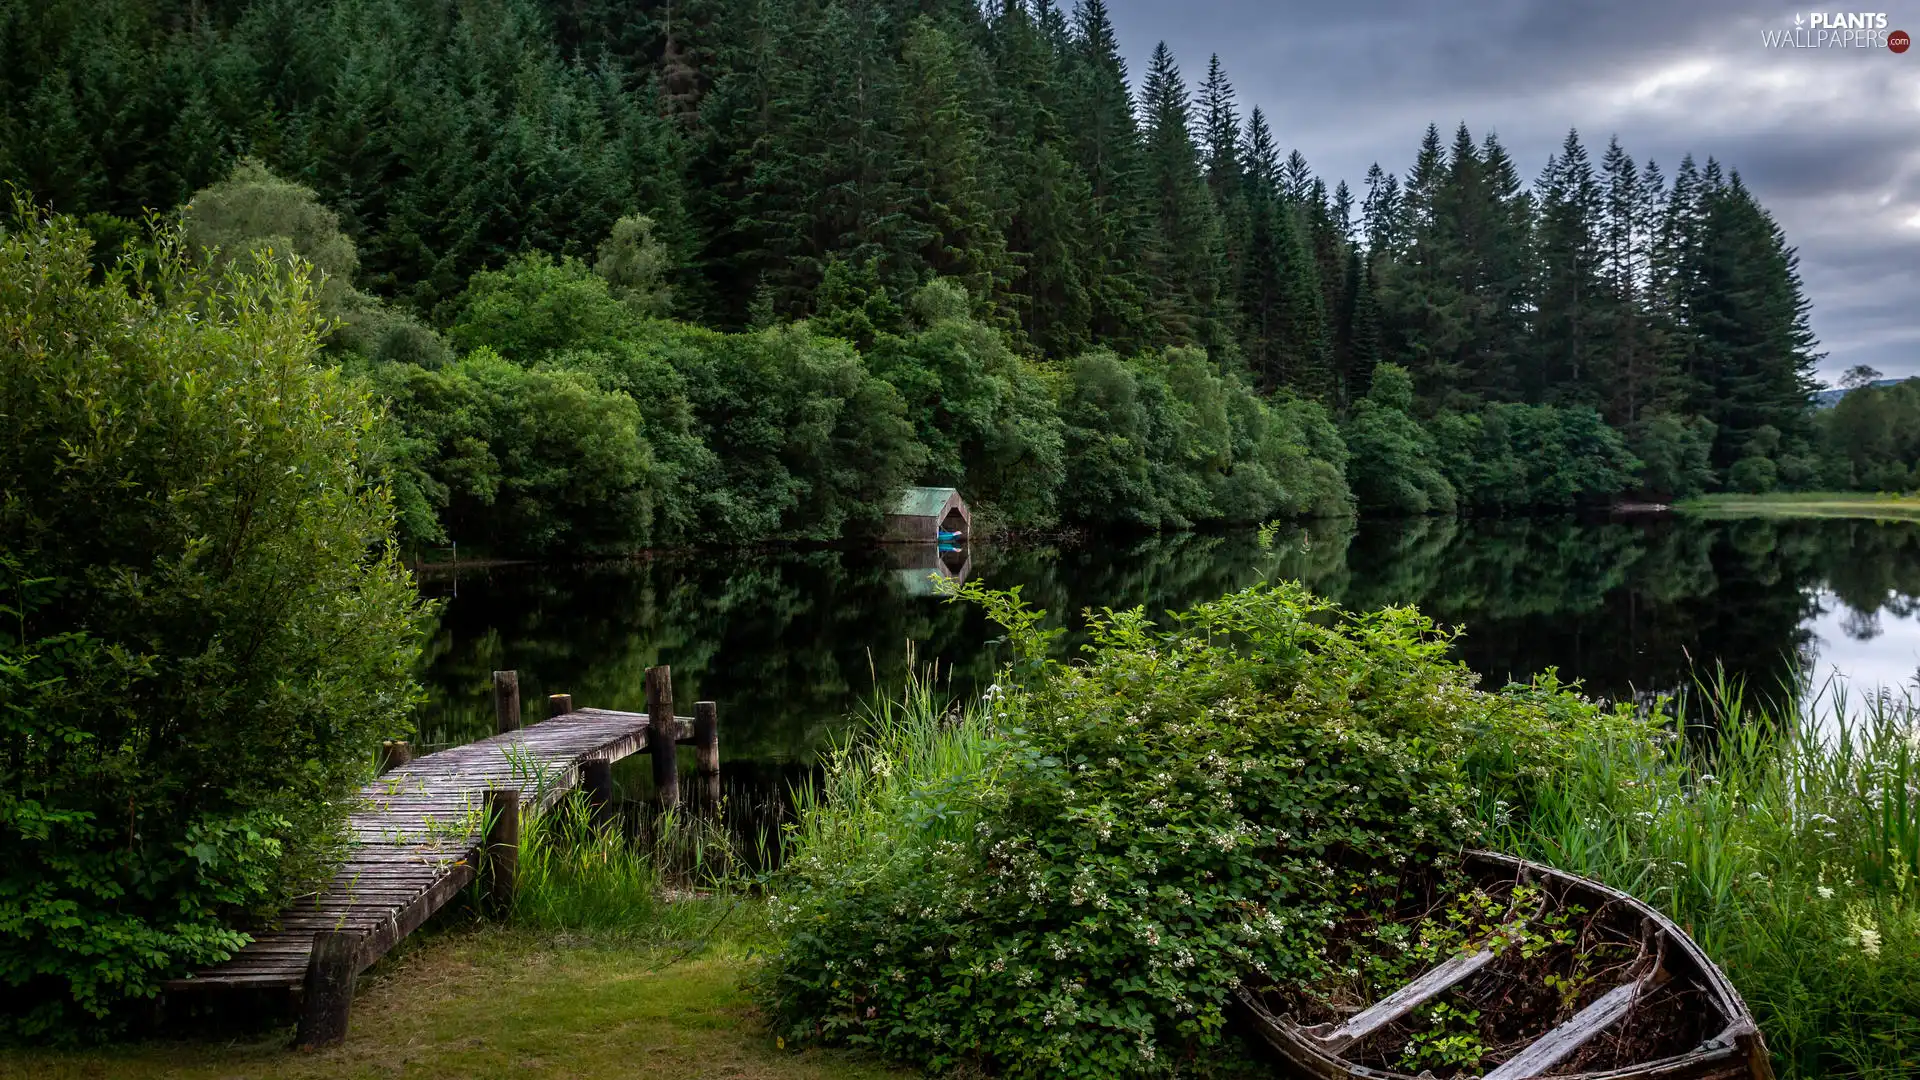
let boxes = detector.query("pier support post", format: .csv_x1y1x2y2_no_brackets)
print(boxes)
694,700,720,809
547,692,573,720
493,670,521,735
582,758,615,825
646,666,679,808
377,740,412,775
482,788,519,919
295,930,360,1049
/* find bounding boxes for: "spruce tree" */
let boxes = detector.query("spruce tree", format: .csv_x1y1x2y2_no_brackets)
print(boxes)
1685,168,1820,472
1136,41,1230,353
1199,54,1250,354
1531,128,1606,406
1361,163,1402,257
899,16,1015,315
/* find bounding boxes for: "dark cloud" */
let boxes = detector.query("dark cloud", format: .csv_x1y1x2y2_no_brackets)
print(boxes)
1106,0,1920,382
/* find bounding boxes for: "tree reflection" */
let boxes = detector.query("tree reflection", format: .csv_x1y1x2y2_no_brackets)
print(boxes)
415,516,1920,769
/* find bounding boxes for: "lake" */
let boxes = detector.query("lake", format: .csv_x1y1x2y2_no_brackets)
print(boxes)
414,514,1920,835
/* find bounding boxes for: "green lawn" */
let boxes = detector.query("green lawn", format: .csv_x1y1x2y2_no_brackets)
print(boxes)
1674,490,1920,521
0,930,909,1080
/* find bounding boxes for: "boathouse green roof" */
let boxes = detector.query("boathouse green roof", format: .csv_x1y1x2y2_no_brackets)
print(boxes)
892,486,962,518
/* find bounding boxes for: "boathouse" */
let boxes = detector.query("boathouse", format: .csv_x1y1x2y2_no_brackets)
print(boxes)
883,486,970,543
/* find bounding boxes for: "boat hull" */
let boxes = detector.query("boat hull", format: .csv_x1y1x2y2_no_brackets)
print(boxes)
1233,851,1775,1080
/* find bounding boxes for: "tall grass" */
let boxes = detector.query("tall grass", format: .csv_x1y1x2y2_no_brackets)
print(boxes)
779,656,998,892
1494,675,1920,1078
505,793,733,942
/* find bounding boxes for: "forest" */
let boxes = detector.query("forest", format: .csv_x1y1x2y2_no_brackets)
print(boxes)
2,0,1899,556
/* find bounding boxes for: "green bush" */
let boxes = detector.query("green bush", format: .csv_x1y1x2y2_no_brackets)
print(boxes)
0,210,427,1037
655,321,928,540
761,579,1634,1077
1729,455,1780,494
1815,379,1920,493
443,253,922,544
867,279,1067,531
1343,363,1456,515
1632,411,1719,499
1057,348,1350,530
181,158,360,314
361,349,658,556
1433,403,1640,512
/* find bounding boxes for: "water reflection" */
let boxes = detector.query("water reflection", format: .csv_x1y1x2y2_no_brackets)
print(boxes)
416,515,1920,766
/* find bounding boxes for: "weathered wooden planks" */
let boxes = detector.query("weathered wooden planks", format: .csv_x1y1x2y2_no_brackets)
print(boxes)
162,705,671,998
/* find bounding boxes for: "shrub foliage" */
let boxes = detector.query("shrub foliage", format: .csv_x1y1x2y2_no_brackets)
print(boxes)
761,578,1633,1076
0,209,427,1036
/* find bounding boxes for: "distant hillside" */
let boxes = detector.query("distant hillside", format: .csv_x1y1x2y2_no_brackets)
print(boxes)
1814,378,1913,409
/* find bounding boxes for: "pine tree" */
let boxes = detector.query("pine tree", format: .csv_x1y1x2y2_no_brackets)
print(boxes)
1199,54,1250,353
1376,124,1472,409
1241,180,1330,396
1136,41,1230,352
1465,131,1534,403
1684,168,1821,472
1361,163,1402,256
899,16,1015,314
1531,128,1606,406
1600,135,1652,425
991,0,1094,354
1060,0,1149,350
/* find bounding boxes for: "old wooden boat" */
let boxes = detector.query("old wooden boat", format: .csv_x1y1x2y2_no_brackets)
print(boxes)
1234,851,1774,1080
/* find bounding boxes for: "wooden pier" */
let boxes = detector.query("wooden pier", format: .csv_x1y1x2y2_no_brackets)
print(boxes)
161,666,717,1046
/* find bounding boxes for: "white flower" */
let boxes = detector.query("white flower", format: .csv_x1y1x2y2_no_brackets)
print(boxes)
1818,886,1835,900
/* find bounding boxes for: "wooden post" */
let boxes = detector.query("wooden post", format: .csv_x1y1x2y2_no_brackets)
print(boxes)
295,930,360,1049
482,788,519,919
377,740,412,775
493,670,520,735
547,692,573,720
694,700,720,808
646,665,679,808
581,758,615,825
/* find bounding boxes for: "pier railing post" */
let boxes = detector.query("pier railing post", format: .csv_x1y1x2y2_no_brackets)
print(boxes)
695,700,720,809
646,665,679,808
493,670,521,735
377,740,413,775
295,930,360,1049
482,788,519,919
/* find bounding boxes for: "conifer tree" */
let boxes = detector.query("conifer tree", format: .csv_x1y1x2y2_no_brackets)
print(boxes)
1532,128,1606,406
1136,41,1230,352
1060,0,1150,350
899,17,1015,316
1199,54,1250,351
1361,163,1403,257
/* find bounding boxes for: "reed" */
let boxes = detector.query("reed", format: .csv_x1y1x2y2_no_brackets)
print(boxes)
779,651,999,892
1492,673,1920,1079
500,792,735,941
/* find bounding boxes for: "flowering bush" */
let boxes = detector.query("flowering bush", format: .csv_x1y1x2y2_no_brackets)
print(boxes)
760,580,1640,1076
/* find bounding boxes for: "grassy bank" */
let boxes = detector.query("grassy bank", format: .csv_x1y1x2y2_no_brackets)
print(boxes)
0,931,904,1080
1676,491,1920,521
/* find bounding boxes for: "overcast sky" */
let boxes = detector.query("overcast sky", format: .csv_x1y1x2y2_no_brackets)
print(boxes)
1105,0,1920,385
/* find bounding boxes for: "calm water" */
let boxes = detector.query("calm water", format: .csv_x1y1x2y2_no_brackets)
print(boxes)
414,515,1920,817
